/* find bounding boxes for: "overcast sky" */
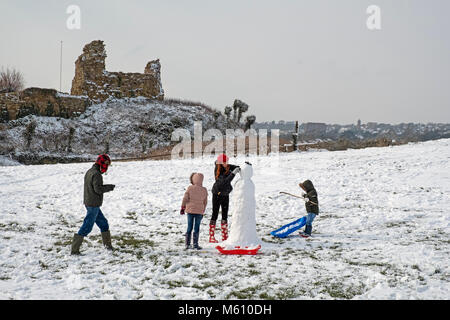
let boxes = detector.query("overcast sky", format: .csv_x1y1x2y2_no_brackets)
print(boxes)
1,0,449,124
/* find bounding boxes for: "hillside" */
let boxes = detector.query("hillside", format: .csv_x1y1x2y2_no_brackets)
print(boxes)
0,97,236,164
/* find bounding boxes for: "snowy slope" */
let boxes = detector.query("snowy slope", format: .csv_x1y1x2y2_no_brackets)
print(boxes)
0,139,449,299
0,97,229,164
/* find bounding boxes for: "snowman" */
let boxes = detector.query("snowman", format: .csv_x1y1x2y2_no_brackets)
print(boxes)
221,162,262,249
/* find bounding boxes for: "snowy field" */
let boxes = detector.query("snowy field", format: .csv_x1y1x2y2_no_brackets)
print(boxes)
0,139,449,300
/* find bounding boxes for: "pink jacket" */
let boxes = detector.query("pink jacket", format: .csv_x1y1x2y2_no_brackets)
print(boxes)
182,173,208,214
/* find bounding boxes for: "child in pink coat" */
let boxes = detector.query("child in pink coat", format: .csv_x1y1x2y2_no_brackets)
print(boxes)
180,173,208,249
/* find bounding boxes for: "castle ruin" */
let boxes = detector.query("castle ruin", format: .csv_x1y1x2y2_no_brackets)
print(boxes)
71,40,164,102
0,40,164,122
0,88,89,122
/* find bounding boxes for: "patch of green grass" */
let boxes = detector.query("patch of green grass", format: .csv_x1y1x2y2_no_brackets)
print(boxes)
345,259,388,268
283,248,298,255
198,272,210,280
113,234,155,249
54,239,72,246
275,287,300,299
163,259,172,269
91,233,156,258
226,285,263,299
148,255,158,265
262,236,285,244
135,250,144,259
248,269,261,276
317,281,366,300
258,292,274,299
192,280,225,290
39,260,49,269
329,243,343,250
304,251,319,260
166,280,188,289
320,214,341,219
385,221,407,228
125,211,138,221
0,222,35,233
57,215,76,228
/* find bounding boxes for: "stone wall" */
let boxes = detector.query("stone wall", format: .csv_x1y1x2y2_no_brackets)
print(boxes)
0,88,90,122
71,40,164,102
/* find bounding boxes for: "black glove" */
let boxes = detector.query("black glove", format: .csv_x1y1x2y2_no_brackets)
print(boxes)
232,167,240,175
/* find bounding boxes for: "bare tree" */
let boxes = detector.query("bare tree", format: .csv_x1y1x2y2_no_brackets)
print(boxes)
232,99,249,123
232,101,239,122
0,67,25,93
224,106,232,121
245,115,256,131
237,102,248,122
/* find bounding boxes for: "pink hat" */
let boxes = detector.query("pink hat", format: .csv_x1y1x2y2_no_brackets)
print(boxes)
217,153,229,164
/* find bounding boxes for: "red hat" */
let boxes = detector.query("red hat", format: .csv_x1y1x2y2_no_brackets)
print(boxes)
217,153,228,164
96,154,111,173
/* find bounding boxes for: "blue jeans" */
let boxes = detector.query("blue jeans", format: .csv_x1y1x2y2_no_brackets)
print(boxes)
304,212,317,235
77,206,109,237
186,213,203,234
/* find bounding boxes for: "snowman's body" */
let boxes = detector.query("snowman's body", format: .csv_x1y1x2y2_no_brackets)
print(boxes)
222,164,262,247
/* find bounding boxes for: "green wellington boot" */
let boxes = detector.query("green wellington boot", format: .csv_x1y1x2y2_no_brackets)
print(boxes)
101,231,114,250
71,233,84,255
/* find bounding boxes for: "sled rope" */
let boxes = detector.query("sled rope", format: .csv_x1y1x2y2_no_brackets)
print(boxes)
279,191,318,206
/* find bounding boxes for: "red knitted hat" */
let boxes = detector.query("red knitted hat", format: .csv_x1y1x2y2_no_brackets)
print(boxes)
217,153,228,164
96,154,111,173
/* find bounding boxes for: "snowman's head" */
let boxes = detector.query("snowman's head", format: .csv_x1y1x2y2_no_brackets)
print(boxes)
240,163,253,180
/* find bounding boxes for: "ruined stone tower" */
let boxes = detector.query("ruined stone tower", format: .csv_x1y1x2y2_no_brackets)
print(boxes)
71,40,164,102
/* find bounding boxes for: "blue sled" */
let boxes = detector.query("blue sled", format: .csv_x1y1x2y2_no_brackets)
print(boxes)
270,216,307,238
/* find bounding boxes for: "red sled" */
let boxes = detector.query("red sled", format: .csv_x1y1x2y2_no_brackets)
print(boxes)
215,245,261,255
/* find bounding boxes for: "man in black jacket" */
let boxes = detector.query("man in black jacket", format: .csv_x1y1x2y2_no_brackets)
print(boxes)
71,154,115,255
209,154,240,243
299,179,319,238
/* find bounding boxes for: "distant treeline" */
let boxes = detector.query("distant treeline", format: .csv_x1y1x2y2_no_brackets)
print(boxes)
254,121,450,143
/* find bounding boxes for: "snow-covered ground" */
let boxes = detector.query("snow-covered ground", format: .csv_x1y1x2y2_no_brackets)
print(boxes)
0,155,21,167
0,139,449,300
